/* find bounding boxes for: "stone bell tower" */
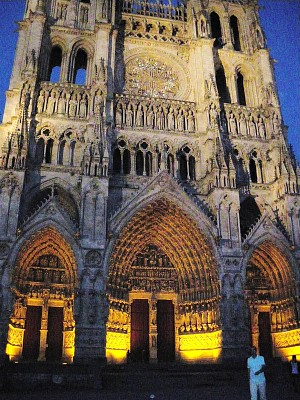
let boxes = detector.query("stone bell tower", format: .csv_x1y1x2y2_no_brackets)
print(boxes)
0,0,299,366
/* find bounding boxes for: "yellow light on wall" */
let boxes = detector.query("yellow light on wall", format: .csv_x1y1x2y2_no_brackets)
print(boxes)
272,328,300,361
6,324,23,362
106,331,129,364
179,330,222,363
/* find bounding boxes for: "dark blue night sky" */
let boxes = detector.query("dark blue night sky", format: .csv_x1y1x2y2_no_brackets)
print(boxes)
0,0,299,161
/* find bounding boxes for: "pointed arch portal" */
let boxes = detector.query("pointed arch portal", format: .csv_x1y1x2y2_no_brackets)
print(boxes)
245,241,300,360
6,227,77,363
106,198,222,363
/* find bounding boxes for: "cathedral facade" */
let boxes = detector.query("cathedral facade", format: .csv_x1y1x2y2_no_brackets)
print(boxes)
0,0,299,365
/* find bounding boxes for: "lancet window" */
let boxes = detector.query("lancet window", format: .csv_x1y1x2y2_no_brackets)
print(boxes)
179,146,195,181
237,72,246,106
36,138,45,164
73,49,88,85
48,46,63,83
58,132,77,166
210,12,223,48
45,139,54,164
249,151,263,184
230,15,241,51
216,68,230,104
136,142,152,176
113,140,131,175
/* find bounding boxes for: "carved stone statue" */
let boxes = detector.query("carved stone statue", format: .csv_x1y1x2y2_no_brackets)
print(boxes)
116,103,123,127
46,91,56,115
135,104,144,127
229,112,237,135
248,117,256,137
57,92,67,114
187,110,195,132
68,94,77,117
37,90,45,114
257,116,266,138
239,113,247,136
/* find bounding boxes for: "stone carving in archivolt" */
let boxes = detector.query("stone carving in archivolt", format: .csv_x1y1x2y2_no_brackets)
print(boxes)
123,50,191,100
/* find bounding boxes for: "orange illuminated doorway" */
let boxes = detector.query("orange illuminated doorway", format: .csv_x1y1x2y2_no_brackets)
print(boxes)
258,312,273,360
46,307,64,362
131,300,149,362
22,306,42,361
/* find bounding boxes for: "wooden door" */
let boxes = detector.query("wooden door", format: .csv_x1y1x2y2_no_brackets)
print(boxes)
258,312,273,360
157,300,175,362
130,300,149,362
46,307,63,362
22,306,42,361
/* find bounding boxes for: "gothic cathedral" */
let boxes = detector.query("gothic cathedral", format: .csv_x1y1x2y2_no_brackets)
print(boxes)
0,0,299,365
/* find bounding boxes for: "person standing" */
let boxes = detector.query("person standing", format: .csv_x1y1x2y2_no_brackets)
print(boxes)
290,355,299,393
247,346,267,400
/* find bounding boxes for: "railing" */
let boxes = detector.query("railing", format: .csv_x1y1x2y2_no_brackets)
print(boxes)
122,0,187,22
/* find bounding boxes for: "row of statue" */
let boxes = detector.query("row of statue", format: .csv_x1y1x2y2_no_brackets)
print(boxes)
178,301,220,333
115,100,196,132
36,88,105,118
122,0,186,21
27,267,66,285
129,277,178,292
208,103,282,139
55,0,108,25
269,303,299,331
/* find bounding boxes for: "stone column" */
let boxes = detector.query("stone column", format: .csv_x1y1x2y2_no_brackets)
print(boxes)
38,297,49,361
149,299,157,362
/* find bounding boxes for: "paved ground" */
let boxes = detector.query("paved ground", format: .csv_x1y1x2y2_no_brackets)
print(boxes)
0,362,299,400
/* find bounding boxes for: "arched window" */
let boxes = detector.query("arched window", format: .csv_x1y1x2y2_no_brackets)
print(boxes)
123,149,131,175
239,197,261,237
167,154,174,176
70,141,76,166
45,139,54,164
48,46,62,82
189,156,196,180
230,16,241,51
113,148,121,174
216,68,230,103
58,140,66,165
237,72,246,106
179,146,194,180
136,150,144,176
74,49,87,85
11,157,16,169
249,158,257,183
36,138,45,164
210,12,222,48
179,154,187,180
258,160,264,183
145,152,152,176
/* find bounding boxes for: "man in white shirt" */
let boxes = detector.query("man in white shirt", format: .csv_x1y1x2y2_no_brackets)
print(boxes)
247,346,267,400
